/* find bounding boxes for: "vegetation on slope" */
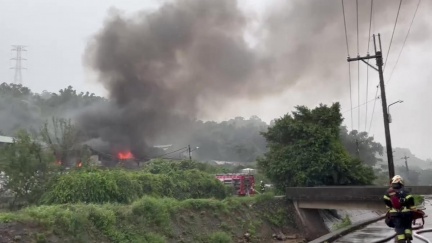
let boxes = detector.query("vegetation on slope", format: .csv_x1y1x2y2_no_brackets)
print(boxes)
0,129,302,242
0,194,299,243
41,168,229,204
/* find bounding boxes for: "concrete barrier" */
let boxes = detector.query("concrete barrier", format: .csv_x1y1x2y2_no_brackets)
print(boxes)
292,200,329,240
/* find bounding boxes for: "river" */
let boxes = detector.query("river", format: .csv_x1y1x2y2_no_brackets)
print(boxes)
334,195,432,242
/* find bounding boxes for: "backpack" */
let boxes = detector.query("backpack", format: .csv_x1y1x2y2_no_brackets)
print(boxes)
388,189,403,210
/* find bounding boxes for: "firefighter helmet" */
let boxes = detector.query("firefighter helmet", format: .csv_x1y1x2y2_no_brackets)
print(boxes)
391,175,404,185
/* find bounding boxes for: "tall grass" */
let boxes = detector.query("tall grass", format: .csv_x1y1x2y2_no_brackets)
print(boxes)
0,194,276,243
41,168,229,204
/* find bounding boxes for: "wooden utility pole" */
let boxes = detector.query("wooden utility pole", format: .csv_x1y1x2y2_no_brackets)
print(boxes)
401,155,410,172
188,145,192,161
355,139,360,158
348,34,395,180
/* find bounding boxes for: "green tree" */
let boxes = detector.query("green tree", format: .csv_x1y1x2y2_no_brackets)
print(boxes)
40,117,90,169
258,103,375,190
0,130,55,207
340,127,383,166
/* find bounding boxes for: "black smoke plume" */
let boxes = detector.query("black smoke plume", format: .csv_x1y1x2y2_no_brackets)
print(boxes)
78,0,432,158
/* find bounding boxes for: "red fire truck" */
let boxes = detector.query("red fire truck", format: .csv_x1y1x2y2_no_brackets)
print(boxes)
215,174,256,196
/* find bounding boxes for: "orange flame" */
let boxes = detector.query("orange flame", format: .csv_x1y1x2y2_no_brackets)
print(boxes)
118,151,134,160
77,162,82,168
56,160,62,165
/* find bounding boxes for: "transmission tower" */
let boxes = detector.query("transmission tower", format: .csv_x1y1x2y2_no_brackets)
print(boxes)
10,45,27,84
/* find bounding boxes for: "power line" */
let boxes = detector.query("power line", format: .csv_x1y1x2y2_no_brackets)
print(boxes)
365,0,374,131
383,0,403,71
341,0,353,130
387,0,421,85
342,96,380,114
368,0,402,133
155,146,188,158
341,0,350,55
368,85,380,134
367,1,374,52
356,0,359,55
356,0,360,130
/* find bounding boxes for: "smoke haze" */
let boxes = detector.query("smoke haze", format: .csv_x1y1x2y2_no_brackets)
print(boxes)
75,0,432,157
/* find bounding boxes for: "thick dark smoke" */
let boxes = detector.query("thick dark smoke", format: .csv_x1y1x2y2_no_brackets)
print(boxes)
78,0,432,158
79,0,269,157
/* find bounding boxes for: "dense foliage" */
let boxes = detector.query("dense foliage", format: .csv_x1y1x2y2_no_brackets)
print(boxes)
0,131,56,207
258,103,376,189
0,194,291,243
41,168,229,204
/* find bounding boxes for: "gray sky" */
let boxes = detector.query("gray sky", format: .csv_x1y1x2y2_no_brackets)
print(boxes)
1,0,431,160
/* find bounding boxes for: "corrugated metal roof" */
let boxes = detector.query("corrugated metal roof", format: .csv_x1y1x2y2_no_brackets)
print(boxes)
0,135,14,144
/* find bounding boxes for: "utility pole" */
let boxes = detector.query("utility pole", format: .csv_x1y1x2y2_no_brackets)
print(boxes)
348,34,395,180
188,145,192,161
355,139,360,158
401,154,410,172
10,45,27,84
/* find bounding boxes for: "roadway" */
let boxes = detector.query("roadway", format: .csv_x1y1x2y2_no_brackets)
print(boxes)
333,195,432,242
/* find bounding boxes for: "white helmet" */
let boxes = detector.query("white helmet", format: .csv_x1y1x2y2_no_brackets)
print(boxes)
391,175,404,185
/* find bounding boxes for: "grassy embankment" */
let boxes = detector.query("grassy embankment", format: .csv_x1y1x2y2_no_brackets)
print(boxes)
0,166,301,243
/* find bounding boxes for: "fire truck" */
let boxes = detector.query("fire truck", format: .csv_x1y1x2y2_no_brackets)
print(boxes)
215,174,256,196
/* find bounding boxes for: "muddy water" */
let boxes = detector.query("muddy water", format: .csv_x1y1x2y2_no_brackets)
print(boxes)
334,196,432,243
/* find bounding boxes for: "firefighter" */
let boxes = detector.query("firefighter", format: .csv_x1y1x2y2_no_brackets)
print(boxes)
260,181,265,193
383,175,415,242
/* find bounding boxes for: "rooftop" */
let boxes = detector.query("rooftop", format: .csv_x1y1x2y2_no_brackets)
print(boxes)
0,135,14,144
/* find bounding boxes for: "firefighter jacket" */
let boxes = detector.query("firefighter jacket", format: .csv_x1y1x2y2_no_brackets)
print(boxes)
383,185,415,215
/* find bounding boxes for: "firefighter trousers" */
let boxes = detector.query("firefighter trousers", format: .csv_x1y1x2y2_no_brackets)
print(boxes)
392,213,412,242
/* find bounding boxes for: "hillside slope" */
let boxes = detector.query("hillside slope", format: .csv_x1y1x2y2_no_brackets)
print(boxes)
0,196,305,243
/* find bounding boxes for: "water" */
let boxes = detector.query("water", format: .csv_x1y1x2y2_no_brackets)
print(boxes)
334,220,394,243
334,196,432,243
321,209,383,230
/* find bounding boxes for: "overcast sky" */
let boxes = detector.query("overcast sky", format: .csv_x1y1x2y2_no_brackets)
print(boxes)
1,0,431,160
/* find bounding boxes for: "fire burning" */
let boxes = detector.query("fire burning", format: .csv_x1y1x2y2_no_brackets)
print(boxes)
117,151,134,160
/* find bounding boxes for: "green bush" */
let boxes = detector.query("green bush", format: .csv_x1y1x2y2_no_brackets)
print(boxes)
131,197,171,228
41,168,229,204
332,215,351,230
208,232,233,243
413,195,424,206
